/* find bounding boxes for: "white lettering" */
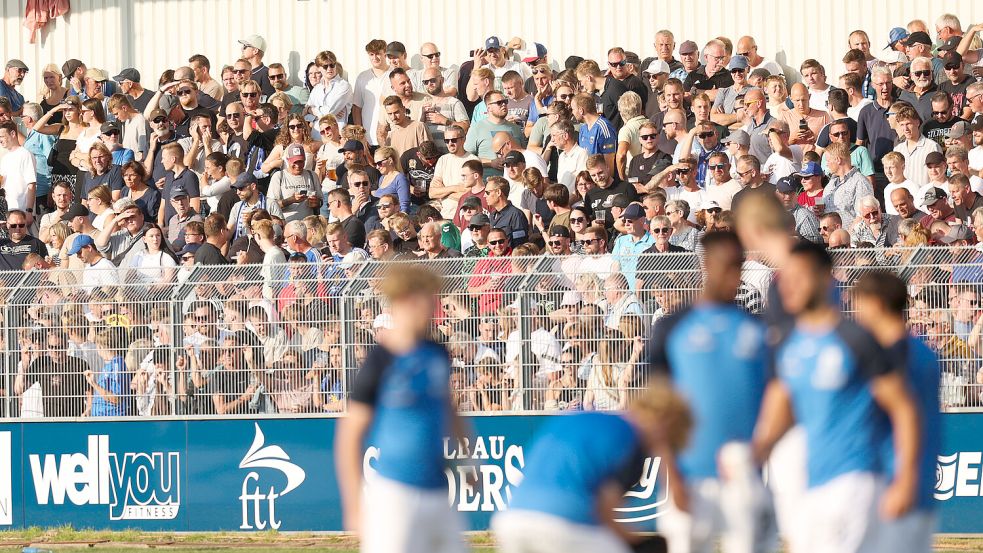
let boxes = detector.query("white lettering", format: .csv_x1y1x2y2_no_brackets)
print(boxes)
957,452,981,497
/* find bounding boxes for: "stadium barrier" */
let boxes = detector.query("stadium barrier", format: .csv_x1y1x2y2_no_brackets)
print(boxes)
1,246,981,418
0,414,980,533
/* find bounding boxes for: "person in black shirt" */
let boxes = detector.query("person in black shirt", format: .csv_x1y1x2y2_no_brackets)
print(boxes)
20,329,89,417
243,103,279,192
583,155,638,228
194,212,230,265
628,121,669,184
327,188,367,249
400,141,440,208
683,40,734,98
0,210,45,270
600,47,648,129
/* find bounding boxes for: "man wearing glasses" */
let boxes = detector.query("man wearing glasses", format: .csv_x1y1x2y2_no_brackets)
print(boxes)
464,90,525,178
430,125,478,219
741,88,774,164
683,40,733,102
734,36,782,76
238,34,274,97
967,82,983,128
939,51,974,121
305,50,352,130
853,194,900,247
0,59,27,116
0,210,44,270
412,43,459,97
419,68,469,149
268,62,307,113
600,47,647,129
710,56,752,127
898,58,939,123
642,59,670,121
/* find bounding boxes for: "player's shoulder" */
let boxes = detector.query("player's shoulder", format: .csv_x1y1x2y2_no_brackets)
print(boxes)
652,304,695,340
833,318,881,354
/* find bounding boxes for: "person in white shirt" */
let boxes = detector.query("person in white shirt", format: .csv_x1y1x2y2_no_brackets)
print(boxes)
411,43,459,97
0,120,36,220
762,120,802,184
305,50,353,136
735,36,783,76
800,59,832,112
429,125,478,219
704,152,743,209
68,234,119,294
880,151,919,215
352,39,392,146
551,120,588,193
893,105,941,187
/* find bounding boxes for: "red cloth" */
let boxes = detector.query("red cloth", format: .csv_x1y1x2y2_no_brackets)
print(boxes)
24,0,70,44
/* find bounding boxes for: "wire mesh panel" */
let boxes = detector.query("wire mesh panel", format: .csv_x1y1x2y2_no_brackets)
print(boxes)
0,245,980,417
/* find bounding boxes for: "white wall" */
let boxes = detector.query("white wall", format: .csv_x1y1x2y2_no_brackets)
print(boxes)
3,0,983,99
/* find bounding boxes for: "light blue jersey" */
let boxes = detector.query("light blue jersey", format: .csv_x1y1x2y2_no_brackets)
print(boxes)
352,340,453,489
578,116,617,155
649,303,769,479
508,413,645,526
776,319,892,488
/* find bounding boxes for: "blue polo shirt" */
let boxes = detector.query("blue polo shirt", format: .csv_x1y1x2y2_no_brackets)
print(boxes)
611,231,655,291
856,100,895,169
0,79,24,113
578,116,617,155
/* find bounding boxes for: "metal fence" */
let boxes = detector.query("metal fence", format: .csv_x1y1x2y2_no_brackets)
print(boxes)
1,245,981,418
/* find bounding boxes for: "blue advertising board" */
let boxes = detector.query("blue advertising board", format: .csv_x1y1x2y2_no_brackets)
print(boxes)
0,414,976,533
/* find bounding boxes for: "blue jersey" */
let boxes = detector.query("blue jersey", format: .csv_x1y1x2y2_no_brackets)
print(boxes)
578,116,617,155
649,303,769,479
776,319,892,488
91,356,130,417
880,336,941,512
351,340,453,489
508,413,645,525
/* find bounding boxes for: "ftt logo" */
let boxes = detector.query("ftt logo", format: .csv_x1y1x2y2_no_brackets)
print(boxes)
613,457,669,523
29,435,180,520
239,423,306,530
934,452,983,500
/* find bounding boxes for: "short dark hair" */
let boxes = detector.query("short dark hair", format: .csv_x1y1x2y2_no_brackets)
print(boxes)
463,159,483,175
327,187,351,205
853,271,908,316
415,204,443,225
789,240,833,273
701,230,744,263
188,54,211,70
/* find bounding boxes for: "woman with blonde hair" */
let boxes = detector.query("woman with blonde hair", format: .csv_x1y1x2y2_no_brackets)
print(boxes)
314,114,345,181
70,98,107,169
85,184,116,231
268,91,293,126
32,95,87,193
37,63,69,120
372,146,410,211
261,113,320,173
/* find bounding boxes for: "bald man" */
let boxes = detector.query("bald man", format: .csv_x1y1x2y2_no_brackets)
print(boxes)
741,88,774,163
491,131,548,174
412,42,459,96
735,36,782,76
782,83,831,150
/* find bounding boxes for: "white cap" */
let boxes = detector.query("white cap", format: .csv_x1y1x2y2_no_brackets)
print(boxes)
875,47,907,64
238,34,267,52
644,59,671,75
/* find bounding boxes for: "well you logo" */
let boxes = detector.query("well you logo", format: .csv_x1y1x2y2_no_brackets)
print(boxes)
238,423,306,530
614,457,670,523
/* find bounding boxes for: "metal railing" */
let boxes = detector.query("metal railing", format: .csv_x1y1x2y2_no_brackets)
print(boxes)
2,245,981,418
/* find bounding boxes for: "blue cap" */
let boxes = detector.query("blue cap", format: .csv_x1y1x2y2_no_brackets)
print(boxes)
776,176,799,195
67,234,95,256
795,161,824,177
621,203,646,220
887,27,908,47
485,36,502,50
726,55,749,71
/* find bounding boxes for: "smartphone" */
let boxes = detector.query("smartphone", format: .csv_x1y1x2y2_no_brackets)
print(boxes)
469,50,476,57
799,119,809,131
299,189,308,197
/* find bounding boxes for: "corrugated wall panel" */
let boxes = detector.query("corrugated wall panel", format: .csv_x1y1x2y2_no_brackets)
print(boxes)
2,0,982,99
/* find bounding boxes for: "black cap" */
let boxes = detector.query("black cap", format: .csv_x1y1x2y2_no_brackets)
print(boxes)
100,121,121,134
942,51,963,66
385,41,406,57
938,36,962,52
611,194,631,209
462,196,482,210
502,151,525,166
923,187,947,205
338,140,362,153
547,225,570,238
776,176,799,195
232,173,258,190
564,56,585,71
903,31,932,47
925,151,945,166
621,204,646,220
61,204,89,221
170,187,190,200
113,68,140,83
469,213,490,227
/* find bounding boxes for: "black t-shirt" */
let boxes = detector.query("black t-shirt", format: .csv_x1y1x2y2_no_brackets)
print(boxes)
211,365,255,414
244,129,278,192
627,152,665,184
683,68,734,93
340,215,367,249
82,164,125,197
131,89,156,113
150,137,179,183
921,118,957,149
252,64,275,98
229,235,264,264
940,76,973,116
400,148,437,206
194,242,229,265
175,106,217,139
221,90,241,113
584,179,639,227
26,355,89,417
162,168,200,223
0,235,46,270
600,75,648,129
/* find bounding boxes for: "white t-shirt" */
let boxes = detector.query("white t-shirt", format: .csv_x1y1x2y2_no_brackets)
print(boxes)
0,146,36,210
432,152,478,219
808,86,831,112
521,149,549,175
486,61,532,90
557,145,589,193
882,180,920,215
846,99,872,122
751,58,784,77
352,67,392,146
122,114,149,161
82,257,120,293
969,146,983,172
764,146,803,184
705,178,744,210
678,188,706,222
130,250,176,283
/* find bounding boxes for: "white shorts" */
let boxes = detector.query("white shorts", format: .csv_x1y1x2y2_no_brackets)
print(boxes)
361,475,466,553
765,426,807,551
794,472,883,553
877,510,935,553
659,477,776,553
492,510,632,553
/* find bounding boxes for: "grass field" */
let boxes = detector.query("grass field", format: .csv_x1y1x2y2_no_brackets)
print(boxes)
0,528,981,552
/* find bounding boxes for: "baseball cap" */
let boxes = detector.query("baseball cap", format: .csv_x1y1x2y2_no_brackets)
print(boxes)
611,194,632,209
99,121,121,134
113,68,140,83
726,55,750,71
564,56,585,71
170,187,190,200
340,250,369,269
62,59,82,79
385,41,406,57
621,204,646,220
286,143,306,164
338,139,362,153
941,224,974,244
469,213,490,227
177,243,201,257
776,176,799,195
923,187,947,205
795,161,823,177
625,52,642,68
85,68,108,82
6,59,27,71
158,95,179,113
925,151,945,165
679,40,699,55
462,196,483,210
548,225,571,238
886,27,909,47
643,59,670,76
148,108,168,122
942,51,963,67
950,121,971,139
61,204,89,221
722,129,750,147
704,200,722,211
232,173,258,190
502,151,525,166
238,34,267,52
520,43,547,63
903,31,932,47
938,36,962,52
485,36,502,50
749,68,771,81
67,234,95,256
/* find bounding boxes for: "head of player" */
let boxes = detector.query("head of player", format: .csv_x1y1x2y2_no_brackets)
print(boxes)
376,263,442,348
852,270,908,345
778,240,834,319
701,231,745,304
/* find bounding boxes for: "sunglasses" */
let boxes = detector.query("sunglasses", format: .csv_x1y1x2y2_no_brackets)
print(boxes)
569,217,586,223
374,159,389,167
640,133,657,141
241,92,258,98
233,68,250,74
350,180,370,187
422,78,439,85
944,64,961,71
830,131,850,138
532,68,550,75
652,227,672,234
176,88,195,96
932,111,949,117
577,238,600,245
225,112,241,118
377,203,394,209
446,136,464,143
422,52,441,59
468,225,486,231
152,117,167,124
730,68,746,74
557,94,573,100
912,70,932,78
677,167,691,174
820,225,833,231
548,240,565,246
706,208,722,214
608,60,627,67
708,164,728,170
103,130,120,137
288,124,305,130
489,239,507,246
269,73,286,80
182,255,195,261
7,224,25,229
489,99,508,107
698,132,715,139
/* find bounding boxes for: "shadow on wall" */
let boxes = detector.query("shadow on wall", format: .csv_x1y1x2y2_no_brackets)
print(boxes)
774,50,802,85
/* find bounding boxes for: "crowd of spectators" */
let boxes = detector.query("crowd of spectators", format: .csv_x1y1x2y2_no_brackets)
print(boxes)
2,17,983,416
